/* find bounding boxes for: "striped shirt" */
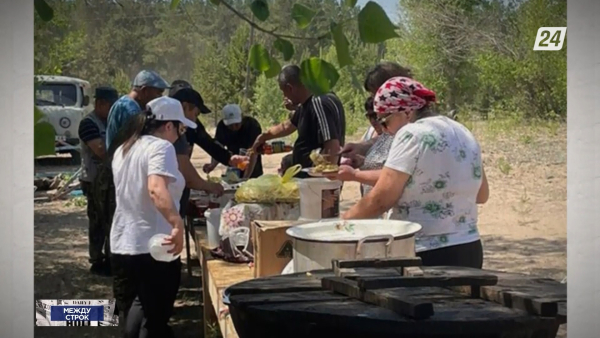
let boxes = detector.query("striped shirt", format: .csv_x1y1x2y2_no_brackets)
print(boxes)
78,116,103,143
290,93,346,169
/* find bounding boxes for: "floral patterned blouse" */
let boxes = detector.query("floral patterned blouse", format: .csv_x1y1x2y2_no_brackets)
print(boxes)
385,116,483,252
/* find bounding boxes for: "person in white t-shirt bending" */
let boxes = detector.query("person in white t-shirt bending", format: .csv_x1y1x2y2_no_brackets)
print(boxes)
341,77,490,269
109,96,196,338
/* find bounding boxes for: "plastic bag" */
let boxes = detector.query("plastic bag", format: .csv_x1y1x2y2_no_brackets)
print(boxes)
235,165,301,203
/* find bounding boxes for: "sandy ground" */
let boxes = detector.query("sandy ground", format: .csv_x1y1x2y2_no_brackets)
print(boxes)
34,122,567,337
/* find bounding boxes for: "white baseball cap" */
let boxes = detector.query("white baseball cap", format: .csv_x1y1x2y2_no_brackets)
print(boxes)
147,96,197,129
222,104,243,126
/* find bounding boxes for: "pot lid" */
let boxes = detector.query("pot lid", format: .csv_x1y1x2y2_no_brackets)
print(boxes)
286,219,422,243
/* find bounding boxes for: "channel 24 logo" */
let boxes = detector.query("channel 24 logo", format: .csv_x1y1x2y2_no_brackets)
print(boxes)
533,27,567,51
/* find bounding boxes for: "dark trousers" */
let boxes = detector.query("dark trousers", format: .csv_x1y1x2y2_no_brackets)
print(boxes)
80,181,108,265
112,253,181,338
93,165,116,258
417,240,484,269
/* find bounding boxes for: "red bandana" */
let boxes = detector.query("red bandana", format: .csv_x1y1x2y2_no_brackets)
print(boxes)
373,77,436,115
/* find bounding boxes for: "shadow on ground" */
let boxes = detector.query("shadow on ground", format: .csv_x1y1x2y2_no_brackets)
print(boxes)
482,235,566,280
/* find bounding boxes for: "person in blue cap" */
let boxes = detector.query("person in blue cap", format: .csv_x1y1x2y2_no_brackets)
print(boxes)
94,70,169,278
105,70,170,149
78,86,119,276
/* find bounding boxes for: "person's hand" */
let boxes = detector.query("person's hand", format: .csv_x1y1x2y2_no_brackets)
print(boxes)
164,219,184,255
229,155,249,167
341,154,365,169
340,157,353,166
251,133,268,153
203,163,217,174
324,165,357,182
352,155,365,168
207,182,224,196
339,142,362,158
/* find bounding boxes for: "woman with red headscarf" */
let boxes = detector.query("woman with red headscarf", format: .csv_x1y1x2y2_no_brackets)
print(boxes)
338,77,489,268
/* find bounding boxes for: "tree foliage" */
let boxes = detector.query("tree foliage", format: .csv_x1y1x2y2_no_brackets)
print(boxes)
33,0,566,152
387,0,566,119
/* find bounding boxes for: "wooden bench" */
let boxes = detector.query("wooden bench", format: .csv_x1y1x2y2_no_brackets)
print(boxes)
194,227,254,338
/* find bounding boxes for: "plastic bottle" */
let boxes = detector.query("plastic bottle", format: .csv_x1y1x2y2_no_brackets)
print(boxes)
148,233,180,262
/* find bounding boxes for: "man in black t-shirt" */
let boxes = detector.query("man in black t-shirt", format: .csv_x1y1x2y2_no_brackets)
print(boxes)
251,65,346,178
169,86,247,217
203,104,263,178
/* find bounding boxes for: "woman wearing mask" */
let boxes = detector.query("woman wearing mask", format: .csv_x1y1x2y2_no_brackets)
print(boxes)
340,77,489,268
109,96,196,338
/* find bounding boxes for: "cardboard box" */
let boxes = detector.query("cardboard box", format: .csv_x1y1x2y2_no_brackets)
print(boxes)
251,220,311,278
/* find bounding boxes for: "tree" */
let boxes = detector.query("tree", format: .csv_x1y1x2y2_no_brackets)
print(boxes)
34,0,567,136
473,0,566,119
183,0,400,95
251,74,288,126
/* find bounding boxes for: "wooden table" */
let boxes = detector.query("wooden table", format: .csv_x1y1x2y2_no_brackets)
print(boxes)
194,227,254,338
225,265,567,338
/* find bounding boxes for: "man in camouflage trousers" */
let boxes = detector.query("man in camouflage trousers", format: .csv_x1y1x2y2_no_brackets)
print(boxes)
78,87,118,276
91,162,116,275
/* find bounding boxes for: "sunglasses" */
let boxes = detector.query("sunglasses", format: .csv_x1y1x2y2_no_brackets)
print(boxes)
376,113,394,128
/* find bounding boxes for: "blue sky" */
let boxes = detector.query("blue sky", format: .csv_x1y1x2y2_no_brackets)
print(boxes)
356,0,399,22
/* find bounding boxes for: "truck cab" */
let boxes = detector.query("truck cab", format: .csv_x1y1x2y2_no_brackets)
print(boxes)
34,75,93,161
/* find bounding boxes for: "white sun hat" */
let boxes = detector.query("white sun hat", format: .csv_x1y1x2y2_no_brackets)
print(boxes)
147,96,197,129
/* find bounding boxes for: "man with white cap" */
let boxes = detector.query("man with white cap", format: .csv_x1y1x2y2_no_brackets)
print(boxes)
203,103,264,178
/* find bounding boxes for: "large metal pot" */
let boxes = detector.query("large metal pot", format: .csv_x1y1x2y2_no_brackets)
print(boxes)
286,219,422,272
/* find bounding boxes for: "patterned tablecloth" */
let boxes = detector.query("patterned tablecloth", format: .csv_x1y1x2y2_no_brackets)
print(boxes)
219,199,300,237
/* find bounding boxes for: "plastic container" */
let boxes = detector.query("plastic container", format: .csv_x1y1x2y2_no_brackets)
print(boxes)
204,208,222,249
148,233,180,262
296,178,343,220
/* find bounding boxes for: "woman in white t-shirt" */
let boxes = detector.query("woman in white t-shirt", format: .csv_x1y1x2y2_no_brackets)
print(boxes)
342,77,489,268
108,96,197,338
